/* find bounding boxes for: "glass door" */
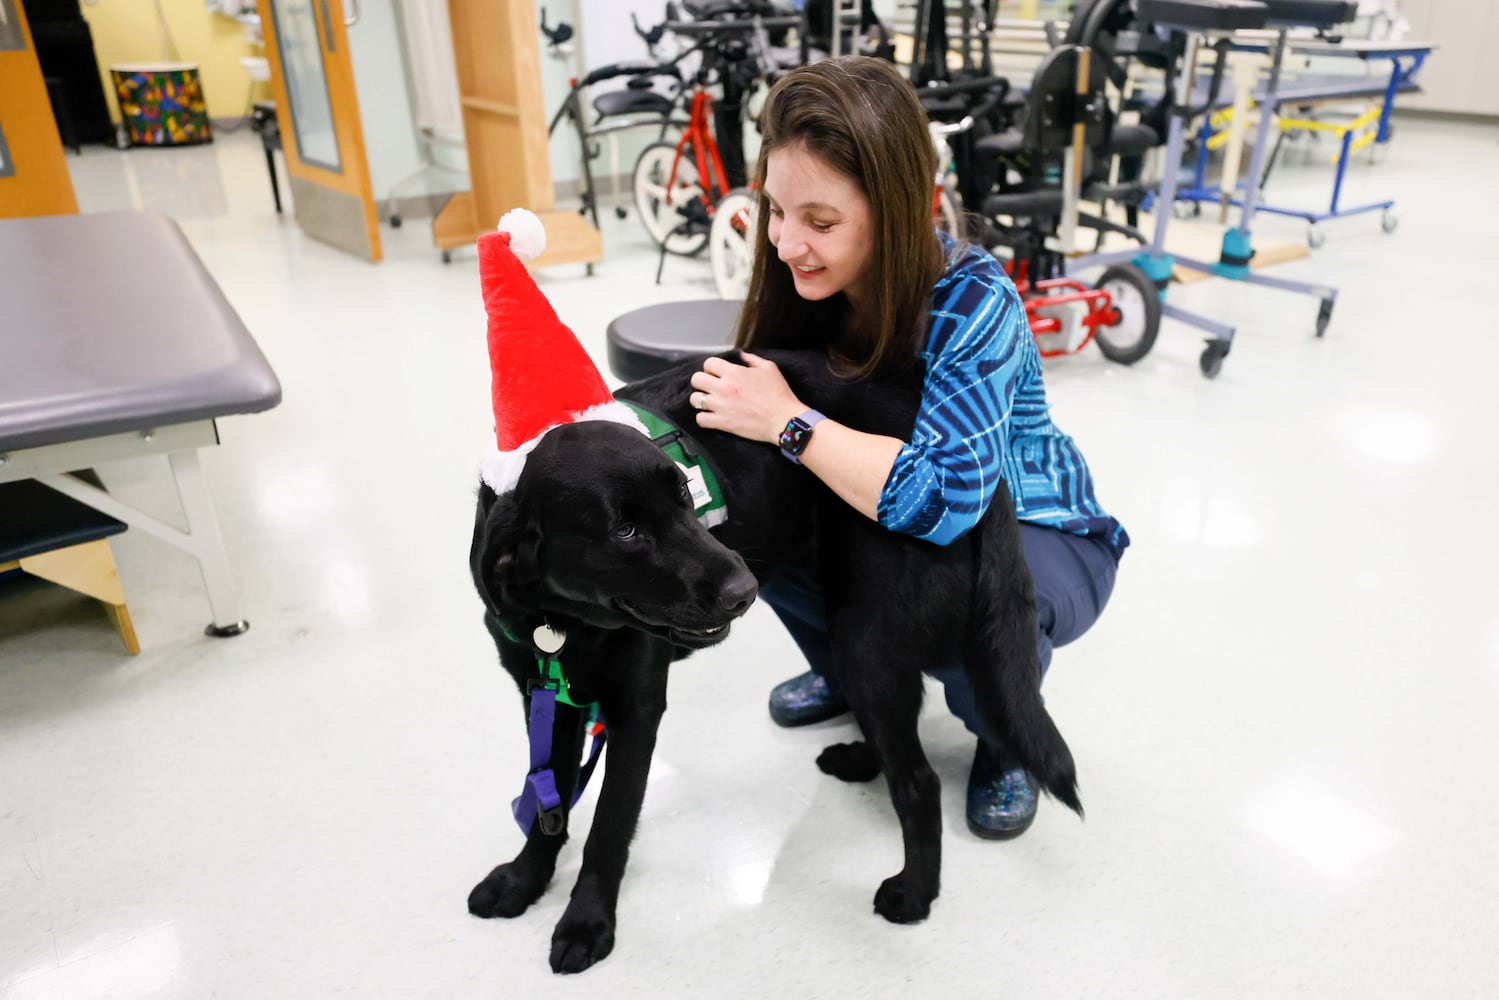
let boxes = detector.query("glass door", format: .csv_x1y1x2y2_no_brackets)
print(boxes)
257,0,382,261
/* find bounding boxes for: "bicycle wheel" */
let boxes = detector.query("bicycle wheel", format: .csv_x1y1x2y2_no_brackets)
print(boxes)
1093,264,1161,365
935,187,962,238
633,141,710,257
710,188,758,300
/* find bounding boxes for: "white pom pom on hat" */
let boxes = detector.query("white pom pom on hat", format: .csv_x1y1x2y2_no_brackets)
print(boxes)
496,208,547,262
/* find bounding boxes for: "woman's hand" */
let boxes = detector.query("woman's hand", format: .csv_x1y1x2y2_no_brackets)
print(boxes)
688,352,805,444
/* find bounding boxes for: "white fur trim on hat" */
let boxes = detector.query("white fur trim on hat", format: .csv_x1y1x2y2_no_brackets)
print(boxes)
497,208,547,262
480,400,650,495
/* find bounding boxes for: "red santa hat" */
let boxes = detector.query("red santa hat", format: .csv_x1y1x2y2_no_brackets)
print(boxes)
478,209,648,494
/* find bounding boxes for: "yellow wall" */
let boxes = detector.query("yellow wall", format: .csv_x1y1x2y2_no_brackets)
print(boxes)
81,0,271,122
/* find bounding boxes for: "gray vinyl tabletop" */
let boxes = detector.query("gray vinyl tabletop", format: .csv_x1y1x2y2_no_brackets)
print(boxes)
0,211,281,452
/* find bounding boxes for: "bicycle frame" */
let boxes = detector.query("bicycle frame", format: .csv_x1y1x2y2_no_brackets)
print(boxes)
1007,260,1120,358
666,88,733,211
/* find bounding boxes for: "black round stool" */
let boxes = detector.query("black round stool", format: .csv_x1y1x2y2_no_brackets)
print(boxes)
606,299,742,383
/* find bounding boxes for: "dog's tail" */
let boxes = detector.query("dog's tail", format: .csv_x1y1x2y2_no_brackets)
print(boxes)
961,508,1083,817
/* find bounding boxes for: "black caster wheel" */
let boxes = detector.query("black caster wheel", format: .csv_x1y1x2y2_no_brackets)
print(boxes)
586,263,595,277
1315,299,1333,337
205,621,250,637
441,250,452,264
1200,341,1229,379
389,214,402,228
1381,211,1398,234
1307,226,1326,249
615,207,628,220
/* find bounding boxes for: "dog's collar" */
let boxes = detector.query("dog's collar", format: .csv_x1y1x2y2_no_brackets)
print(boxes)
498,622,607,837
619,401,728,528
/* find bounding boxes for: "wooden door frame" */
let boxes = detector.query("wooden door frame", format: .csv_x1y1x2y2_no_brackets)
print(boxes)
0,0,78,217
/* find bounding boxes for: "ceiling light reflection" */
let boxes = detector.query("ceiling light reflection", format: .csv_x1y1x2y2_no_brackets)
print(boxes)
253,466,340,528
1245,775,1397,881
1331,408,1442,466
62,923,182,1000
724,853,774,906
1160,479,1262,548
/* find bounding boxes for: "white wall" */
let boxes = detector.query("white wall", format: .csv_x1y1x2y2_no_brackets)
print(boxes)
1396,0,1499,117
538,0,583,187
345,0,428,204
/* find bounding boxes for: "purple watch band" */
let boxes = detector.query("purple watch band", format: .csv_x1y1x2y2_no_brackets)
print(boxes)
779,409,826,464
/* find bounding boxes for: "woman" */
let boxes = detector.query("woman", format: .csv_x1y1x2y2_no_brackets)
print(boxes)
687,56,1127,840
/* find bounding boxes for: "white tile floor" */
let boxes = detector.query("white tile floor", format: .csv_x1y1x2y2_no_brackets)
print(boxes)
3,118,1498,998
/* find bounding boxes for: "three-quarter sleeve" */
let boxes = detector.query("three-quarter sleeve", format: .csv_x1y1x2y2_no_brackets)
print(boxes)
876,267,1028,545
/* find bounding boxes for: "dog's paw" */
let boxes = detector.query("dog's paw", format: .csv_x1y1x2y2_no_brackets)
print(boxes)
468,863,547,919
549,903,616,974
817,741,882,782
873,871,935,924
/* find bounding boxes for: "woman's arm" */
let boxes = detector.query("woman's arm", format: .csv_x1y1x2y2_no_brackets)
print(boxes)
878,271,1028,545
689,264,1027,542
688,353,902,522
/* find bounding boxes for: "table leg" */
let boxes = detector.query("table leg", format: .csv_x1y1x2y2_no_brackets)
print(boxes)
168,450,249,636
37,449,250,637
264,145,283,214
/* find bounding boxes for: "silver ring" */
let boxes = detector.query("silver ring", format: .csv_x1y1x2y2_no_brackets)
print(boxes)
693,392,709,412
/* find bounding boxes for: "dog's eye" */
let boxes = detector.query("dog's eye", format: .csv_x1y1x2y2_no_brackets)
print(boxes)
614,523,637,540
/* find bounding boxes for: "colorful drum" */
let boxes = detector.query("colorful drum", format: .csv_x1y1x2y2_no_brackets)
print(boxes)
110,63,213,147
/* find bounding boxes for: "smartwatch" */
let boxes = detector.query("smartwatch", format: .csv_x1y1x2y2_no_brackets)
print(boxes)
778,410,826,464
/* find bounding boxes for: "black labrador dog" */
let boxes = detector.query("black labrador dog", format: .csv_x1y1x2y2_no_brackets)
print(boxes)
468,350,1083,974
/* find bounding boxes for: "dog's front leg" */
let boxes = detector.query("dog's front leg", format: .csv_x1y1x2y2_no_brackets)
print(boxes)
467,827,568,919
469,703,588,919
549,687,664,975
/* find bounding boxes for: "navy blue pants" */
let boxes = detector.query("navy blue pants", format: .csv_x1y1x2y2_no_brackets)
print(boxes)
760,522,1120,741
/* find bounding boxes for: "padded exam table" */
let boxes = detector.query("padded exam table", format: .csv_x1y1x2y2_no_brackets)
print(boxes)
0,211,282,636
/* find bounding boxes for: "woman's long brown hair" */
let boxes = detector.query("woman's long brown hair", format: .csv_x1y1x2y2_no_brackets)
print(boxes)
734,56,945,380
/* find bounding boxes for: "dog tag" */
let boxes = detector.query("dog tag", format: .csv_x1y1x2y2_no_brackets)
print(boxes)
676,461,712,511
532,624,566,654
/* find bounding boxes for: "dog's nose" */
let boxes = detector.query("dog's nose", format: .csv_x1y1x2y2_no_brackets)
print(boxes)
718,570,757,617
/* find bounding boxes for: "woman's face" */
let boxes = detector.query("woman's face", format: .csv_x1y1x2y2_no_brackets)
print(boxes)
763,145,875,308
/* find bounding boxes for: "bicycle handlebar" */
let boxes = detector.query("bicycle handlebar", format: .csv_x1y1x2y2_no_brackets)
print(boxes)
929,116,975,138
631,12,668,47
580,61,683,88
664,14,803,36
680,0,787,18
539,8,573,47
1178,39,1232,120
917,76,1011,100
917,77,1012,135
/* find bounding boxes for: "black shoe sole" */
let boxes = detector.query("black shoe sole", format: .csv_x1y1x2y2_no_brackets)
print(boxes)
767,703,851,728
965,811,1037,841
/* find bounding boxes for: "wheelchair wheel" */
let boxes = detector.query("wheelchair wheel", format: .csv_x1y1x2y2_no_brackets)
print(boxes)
710,187,758,300
1093,264,1161,366
633,141,710,257
935,187,962,238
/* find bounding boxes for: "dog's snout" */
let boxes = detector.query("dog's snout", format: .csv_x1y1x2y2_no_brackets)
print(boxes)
718,570,757,617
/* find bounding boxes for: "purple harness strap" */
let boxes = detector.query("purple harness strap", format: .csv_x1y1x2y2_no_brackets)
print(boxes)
511,687,608,836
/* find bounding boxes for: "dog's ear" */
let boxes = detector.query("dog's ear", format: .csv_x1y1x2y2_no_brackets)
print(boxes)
470,484,542,612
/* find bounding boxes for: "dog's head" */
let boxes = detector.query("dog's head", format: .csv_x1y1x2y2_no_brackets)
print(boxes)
471,421,757,649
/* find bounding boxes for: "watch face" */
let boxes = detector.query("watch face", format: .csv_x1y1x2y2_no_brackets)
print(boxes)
780,417,813,456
